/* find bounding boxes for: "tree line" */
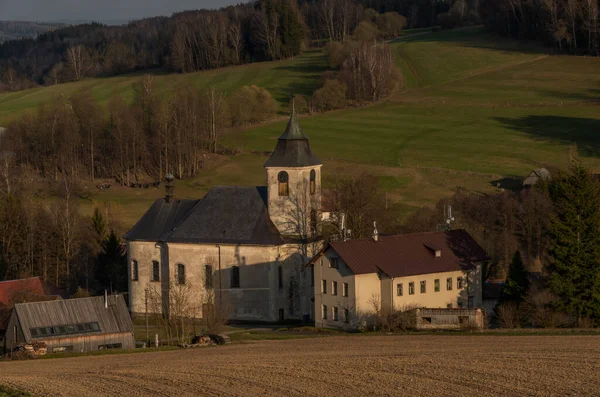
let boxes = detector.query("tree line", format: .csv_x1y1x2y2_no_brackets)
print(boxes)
3,78,278,183
403,156,600,327
0,0,456,93
482,0,600,54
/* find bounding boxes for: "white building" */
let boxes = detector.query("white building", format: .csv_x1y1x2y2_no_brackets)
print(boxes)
124,111,324,322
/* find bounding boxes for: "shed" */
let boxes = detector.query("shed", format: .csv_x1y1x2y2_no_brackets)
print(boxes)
522,168,551,187
4,294,134,354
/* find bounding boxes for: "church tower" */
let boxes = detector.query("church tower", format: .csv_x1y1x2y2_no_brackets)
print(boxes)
264,110,322,239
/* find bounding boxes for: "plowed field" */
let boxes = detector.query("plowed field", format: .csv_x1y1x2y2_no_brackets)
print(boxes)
1,335,599,396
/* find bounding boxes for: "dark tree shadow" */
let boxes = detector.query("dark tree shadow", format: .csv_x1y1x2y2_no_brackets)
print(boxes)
494,115,600,158
536,89,600,104
490,177,524,191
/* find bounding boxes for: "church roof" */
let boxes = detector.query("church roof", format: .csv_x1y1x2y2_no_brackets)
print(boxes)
123,198,200,242
124,186,284,245
164,186,284,245
264,112,322,168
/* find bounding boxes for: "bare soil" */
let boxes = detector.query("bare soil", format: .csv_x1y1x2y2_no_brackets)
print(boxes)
1,335,599,396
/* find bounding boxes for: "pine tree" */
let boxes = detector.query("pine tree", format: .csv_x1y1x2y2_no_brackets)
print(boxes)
91,207,107,241
547,159,600,324
499,251,529,305
95,230,127,294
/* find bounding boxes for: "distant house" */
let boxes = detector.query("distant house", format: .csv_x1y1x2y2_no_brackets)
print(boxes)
522,168,551,188
3,295,134,354
0,277,62,308
309,229,489,330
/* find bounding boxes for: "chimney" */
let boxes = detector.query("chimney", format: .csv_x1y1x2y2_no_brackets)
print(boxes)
372,221,379,242
164,173,175,203
104,289,108,309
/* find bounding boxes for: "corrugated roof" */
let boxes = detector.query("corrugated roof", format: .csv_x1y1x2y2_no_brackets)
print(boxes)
264,113,322,168
123,198,199,241
164,186,284,245
14,295,133,342
0,277,45,306
326,230,488,278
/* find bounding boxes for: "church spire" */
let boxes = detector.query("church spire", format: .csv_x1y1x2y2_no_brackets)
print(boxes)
264,107,321,168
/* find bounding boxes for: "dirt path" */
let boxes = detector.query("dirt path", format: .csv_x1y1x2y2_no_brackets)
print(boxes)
1,335,599,396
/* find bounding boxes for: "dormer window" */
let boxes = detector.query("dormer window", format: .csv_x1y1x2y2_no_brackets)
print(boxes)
310,169,316,195
424,242,442,257
278,171,289,196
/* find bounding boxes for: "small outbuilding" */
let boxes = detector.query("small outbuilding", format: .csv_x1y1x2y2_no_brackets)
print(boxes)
3,294,134,354
406,308,484,330
522,168,550,188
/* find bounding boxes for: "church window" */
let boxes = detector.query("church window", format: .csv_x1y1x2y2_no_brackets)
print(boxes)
131,260,138,281
205,265,213,289
152,261,160,282
231,266,240,288
310,170,316,195
278,266,283,289
278,171,289,196
177,264,186,285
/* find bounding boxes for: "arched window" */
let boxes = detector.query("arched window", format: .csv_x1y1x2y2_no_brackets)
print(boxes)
177,264,186,285
152,260,160,282
310,169,316,195
131,260,139,281
204,265,213,289
278,171,289,196
231,266,240,288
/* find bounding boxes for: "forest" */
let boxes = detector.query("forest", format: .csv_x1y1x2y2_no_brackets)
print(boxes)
0,0,452,91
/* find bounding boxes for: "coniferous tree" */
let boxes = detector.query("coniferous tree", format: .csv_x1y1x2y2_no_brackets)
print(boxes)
498,250,529,305
95,230,127,294
547,159,600,325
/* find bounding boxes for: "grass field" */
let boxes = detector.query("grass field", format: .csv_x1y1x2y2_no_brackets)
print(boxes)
2,26,600,226
1,335,599,396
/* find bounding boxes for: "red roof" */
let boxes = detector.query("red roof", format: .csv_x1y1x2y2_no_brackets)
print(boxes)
325,230,488,278
0,277,45,306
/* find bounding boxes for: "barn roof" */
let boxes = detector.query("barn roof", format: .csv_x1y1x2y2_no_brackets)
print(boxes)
164,186,284,245
0,277,46,306
123,198,199,241
264,112,322,168
523,168,551,187
313,230,488,278
13,295,133,342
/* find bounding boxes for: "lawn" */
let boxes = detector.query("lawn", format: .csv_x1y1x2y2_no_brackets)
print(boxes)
3,27,600,226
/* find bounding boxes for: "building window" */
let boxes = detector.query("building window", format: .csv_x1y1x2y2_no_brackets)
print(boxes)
332,281,338,296
177,264,186,285
447,277,453,291
343,282,348,297
409,282,415,295
322,305,328,320
321,279,327,294
420,280,426,294
278,266,283,289
330,258,339,269
152,261,160,282
434,279,440,292
457,277,464,289
344,308,349,323
333,306,339,321
231,266,240,288
204,265,213,289
131,260,138,281
278,171,289,196
310,169,316,195
397,283,403,297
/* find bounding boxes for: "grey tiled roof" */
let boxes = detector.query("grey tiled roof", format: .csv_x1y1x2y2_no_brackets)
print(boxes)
264,113,322,168
125,186,284,245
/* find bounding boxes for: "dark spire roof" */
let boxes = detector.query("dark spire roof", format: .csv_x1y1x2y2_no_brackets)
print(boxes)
264,111,322,168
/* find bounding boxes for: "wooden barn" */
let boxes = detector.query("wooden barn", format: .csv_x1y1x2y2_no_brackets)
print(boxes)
3,294,134,354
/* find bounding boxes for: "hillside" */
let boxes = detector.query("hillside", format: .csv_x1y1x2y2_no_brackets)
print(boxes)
2,27,600,227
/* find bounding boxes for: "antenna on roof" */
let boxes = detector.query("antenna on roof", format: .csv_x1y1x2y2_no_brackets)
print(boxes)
372,221,379,242
445,205,455,230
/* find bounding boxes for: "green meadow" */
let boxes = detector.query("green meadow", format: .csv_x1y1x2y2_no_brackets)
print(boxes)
1,26,599,227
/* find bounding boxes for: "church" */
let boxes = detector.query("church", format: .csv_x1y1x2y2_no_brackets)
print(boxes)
124,111,324,322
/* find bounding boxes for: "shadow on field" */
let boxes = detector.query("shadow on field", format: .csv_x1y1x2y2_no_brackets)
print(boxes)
490,176,524,191
537,89,600,104
399,26,549,55
494,115,600,157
